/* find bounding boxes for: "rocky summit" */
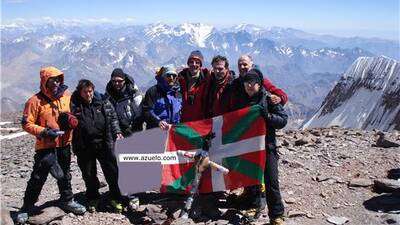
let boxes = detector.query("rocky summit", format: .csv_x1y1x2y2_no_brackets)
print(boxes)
1,115,399,225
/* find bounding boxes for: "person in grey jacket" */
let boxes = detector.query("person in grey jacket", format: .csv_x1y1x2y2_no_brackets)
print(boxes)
105,68,143,137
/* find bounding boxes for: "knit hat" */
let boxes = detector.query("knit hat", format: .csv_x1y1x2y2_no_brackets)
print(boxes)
187,50,204,66
111,68,127,79
242,69,263,85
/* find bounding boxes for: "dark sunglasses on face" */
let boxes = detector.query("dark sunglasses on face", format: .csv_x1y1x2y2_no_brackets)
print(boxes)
163,73,177,79
244,80,258,86
112,79,125,84
48,76,62,83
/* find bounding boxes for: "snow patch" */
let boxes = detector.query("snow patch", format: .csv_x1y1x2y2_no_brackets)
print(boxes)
41,34,66,49
13,36,29,43
177,23,213,47
145,22,214,47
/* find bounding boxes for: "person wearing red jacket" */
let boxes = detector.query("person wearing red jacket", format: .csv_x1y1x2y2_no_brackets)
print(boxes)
236,54,288,105
192,55,236,220
205,55,235,118
178,50,211,122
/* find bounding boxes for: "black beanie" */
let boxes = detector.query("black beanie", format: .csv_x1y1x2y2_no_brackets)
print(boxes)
242,69,263,85
111,68,127,79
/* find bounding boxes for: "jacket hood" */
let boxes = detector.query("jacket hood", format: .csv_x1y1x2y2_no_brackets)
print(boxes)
155,75,181,94
39,66,66,99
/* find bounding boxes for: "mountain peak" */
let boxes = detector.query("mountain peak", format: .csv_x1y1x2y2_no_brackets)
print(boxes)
232,23,263,32
176,23,214,47
303,56,400,131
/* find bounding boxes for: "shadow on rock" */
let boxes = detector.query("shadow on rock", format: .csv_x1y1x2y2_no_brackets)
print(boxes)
363,193,400,213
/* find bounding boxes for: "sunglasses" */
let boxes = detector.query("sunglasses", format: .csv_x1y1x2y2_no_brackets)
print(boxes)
112,79,125,84
244,80,258,86
163,73,177,79
48,76,62,83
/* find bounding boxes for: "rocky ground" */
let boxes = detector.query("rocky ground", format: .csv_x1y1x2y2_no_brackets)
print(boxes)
1,114,399,225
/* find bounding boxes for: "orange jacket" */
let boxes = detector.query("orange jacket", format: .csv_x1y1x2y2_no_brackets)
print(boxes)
22,66,72,151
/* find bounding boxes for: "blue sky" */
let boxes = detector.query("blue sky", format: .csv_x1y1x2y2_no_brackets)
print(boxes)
2,0,399,40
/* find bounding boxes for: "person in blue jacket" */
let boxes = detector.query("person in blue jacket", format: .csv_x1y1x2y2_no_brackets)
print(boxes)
143,66,182,130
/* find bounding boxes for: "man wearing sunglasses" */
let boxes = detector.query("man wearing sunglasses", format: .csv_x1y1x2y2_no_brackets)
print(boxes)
231,54,288,222
17,66,86,223
142,66,182,130
105,68,143,137
228,69,288,225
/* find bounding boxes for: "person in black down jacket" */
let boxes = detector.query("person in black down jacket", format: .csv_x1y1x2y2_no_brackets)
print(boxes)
105,68,143,137
227,69,288,225
71,79,124,213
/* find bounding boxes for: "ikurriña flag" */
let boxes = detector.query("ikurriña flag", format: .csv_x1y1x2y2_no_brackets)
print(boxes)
161,105,267,193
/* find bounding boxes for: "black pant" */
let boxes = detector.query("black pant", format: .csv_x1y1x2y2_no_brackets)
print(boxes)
264,150,284,219
22,146,73,208
76,142,122,201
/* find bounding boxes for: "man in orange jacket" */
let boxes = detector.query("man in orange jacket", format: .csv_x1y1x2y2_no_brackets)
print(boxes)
16,66,86,224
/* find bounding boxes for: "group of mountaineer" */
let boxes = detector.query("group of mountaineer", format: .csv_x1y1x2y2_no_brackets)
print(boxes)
16,50,289,225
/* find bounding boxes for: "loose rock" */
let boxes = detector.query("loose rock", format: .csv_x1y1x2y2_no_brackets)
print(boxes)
327,216,349,225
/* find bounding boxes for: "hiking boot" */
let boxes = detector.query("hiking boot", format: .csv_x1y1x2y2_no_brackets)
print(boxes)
15,212,29,224
128,197,140,212
59,200,86,215
270,216,285,225
110,199,123,213
15,204,35,224
243,207,262,221
87,199,99,213
199,194,221,220
202,208,221,220
188,204,202,220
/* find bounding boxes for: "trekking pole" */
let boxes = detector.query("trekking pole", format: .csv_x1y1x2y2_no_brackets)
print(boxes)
179,157,203,219
177,132,229,219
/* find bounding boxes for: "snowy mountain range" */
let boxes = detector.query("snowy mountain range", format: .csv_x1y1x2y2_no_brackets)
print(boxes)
303,56,400,131
1,22,398,127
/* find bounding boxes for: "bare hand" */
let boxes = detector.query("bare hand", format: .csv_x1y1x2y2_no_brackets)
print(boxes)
159,121,171,131
270,94,282,104
116,133,124,140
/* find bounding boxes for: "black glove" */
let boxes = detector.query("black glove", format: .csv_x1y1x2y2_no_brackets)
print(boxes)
41,128,61,139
